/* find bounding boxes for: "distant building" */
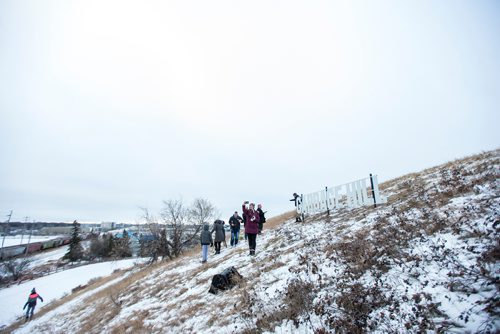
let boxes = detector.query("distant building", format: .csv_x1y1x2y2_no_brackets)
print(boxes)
101,222,116,231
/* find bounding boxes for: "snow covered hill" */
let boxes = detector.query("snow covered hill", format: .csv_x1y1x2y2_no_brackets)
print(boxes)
0,258,142,329
3,149,499,333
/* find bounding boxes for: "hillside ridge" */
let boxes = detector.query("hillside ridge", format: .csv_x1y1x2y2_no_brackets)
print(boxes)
8,149,500,333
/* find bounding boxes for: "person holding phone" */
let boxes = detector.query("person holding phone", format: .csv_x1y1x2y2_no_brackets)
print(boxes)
242,201,260,256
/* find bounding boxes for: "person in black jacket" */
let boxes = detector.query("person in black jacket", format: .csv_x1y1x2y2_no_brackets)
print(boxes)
257,204,266,234
229,212,242,247
23,288,43,321
290,193,302,222
242,212,248,241
211,220,226,255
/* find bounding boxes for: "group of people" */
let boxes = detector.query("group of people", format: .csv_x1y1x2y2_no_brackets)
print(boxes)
200,201,266,262
17,202,267,320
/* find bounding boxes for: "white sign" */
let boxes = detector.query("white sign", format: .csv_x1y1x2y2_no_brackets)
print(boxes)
297,175,387,214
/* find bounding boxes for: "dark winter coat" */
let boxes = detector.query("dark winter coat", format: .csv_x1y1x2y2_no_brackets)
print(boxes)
211,220,226,242
23,292,43,309
229,215,241,231
200,225,213,245
257,208,266,224
290,193,300,207
242,205,260,235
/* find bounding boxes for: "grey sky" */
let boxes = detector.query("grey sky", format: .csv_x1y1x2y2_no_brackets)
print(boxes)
1,0,499,223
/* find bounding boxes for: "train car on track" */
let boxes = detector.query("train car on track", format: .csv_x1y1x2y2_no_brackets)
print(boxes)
0,245,26,260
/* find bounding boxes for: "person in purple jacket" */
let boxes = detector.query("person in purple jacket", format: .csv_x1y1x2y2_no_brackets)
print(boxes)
242,201,260,256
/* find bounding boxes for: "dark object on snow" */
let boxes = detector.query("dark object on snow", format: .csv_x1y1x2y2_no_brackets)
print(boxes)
208,267,243,294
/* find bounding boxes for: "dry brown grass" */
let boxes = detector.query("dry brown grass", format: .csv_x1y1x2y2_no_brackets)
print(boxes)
380,148,499,192
380,172,420,191
184,300,205,315
260,260,286,273
110,310,152,334
265,210,297,230
238,277,316,332
175,287,189,298
79,298,122,333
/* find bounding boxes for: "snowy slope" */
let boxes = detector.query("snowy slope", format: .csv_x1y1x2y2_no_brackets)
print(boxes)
28,246,68,268
0,258,141,329
4,149,500,334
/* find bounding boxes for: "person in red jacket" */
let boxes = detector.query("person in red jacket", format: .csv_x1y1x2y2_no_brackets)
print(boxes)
23,288,43,321
242,201,260,256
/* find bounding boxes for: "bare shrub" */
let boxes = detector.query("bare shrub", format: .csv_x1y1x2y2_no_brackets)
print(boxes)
72,284,88,294
315,282,389,333
111,230,133,259
88,235,112,259
140,208,173,263
109,288,123,308
190,197,218,227
140,198,217,263
248,278,316,331
2,257,30,281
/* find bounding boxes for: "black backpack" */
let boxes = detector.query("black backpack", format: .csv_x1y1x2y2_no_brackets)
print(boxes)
208,267,243,294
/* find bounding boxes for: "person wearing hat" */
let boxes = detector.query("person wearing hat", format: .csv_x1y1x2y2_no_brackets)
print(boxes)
23,288,43,321
242,201,260,256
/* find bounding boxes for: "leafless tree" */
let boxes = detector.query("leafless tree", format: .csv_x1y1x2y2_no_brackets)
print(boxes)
190,198,217,225
2,257,30,281
190,197,218,240
140,208,172,263
161,198,192,257
139,197,218,262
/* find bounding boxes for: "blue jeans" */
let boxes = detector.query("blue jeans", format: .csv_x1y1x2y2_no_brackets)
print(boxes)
230,229,240,246
201,245,209,262
26,305,35,319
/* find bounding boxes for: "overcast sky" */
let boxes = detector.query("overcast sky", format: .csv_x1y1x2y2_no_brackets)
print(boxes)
1,0,499,223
